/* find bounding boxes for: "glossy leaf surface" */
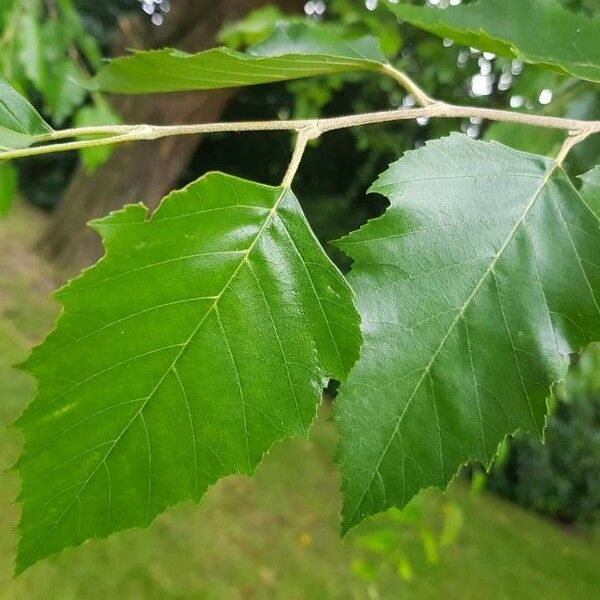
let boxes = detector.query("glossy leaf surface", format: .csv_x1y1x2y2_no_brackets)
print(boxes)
16,173,361,572
94,22,387,94
0,75,52,149
335,134,600,532
389,0,600,83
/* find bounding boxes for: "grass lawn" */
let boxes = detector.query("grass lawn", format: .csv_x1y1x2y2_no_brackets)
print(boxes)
1,207,598,599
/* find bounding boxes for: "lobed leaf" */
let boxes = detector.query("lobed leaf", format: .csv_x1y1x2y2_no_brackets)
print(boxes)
335,134,600,532
0,75,53,150
389,0,600,83
15,172,361,572
93,22,388,94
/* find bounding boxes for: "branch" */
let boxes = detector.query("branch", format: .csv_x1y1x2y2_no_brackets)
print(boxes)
3,98,600,163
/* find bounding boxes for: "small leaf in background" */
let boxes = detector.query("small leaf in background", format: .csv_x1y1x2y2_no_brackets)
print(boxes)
0,161,18,216
335,134,600,532
218,6,286,49
329,0,403,56
397,555,414,582
356,529,397,555
39,21,87,125
0,0,17,30
16,3,45,89
350,491,462,586
579,164,600,221
557,341,600,398
389,0,600,82
93,22,388,94
56,0,103,70
469,469,487,497
484,122,563,157
41,61,86,126
439,502,464,547
0,75,53,149
74,100,121,174
5,0,98,126
15,172,360,572
350,558,379,582
386,502,422,526
419,529,439,565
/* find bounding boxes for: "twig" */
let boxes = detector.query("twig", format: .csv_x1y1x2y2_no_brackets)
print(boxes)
3,69,600,163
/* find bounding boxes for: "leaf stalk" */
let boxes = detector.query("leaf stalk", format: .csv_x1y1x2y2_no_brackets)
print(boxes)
281,127,318,187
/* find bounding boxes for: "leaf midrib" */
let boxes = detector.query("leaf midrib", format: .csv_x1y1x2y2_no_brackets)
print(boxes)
31,186,289,553
347,158,560,525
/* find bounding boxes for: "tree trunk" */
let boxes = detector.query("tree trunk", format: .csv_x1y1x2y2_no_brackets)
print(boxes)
39,0,302,273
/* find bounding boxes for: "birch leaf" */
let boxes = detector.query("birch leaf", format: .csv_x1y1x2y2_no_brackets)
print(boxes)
94,22,388,94
16,172,361,572
0,75,52,150
335,134,600,532
389,0,600,83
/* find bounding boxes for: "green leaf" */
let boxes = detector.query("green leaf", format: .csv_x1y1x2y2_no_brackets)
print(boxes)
38,21,87,125
0,0,17,30
0,161,18,215
389,0,600,83
15,172,361,572
74,100,121,174
217,6,286,49
0,75,53,149
335,134,600,532
56,0,103,70
484,122,563,156
93,22,388,94
41,61,87,126
16,2,45,90
579,165,600,220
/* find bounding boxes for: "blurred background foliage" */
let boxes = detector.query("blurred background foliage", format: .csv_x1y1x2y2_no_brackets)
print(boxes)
0,0,124,208
0,0,599,596
483,347,600,525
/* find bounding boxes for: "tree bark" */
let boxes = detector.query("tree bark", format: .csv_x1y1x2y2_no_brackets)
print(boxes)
39,0,302,273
